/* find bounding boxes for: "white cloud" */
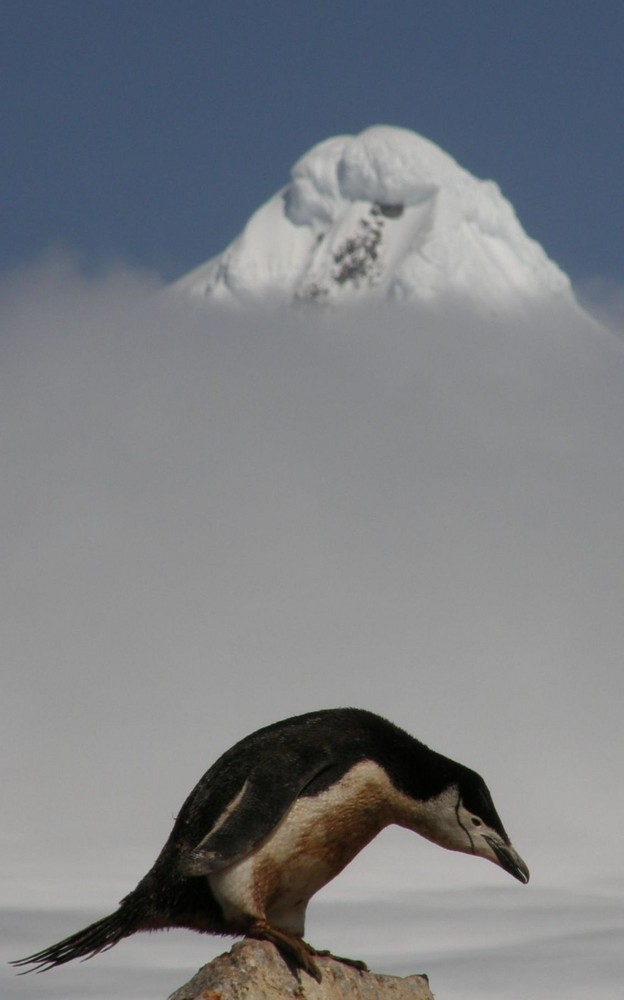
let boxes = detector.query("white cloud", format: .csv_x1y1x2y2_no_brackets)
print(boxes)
2,256,624,997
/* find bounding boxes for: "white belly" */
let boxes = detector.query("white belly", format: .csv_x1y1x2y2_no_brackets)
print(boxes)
208,760,398,935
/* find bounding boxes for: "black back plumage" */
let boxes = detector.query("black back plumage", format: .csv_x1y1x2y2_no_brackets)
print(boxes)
165,708,445,853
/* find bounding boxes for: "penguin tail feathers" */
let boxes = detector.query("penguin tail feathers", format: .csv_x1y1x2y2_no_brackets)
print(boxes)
11,901,143,974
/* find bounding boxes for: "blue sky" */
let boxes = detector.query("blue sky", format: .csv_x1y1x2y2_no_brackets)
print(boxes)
3,0,623,286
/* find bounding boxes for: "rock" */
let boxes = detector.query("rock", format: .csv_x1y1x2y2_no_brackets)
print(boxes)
167,939,434,1000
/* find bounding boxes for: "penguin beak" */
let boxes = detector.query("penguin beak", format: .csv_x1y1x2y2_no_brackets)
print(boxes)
484,836,530,884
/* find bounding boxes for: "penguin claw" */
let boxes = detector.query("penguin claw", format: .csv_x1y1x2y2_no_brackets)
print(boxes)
310,947,368,973
300,951,323,982
247,922,322,981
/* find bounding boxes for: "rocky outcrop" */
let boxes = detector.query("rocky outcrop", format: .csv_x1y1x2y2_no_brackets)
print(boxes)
167,939,434,1000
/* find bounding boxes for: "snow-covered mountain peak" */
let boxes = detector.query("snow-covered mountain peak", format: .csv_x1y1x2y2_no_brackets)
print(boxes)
175,125,575,311
285,127,452,226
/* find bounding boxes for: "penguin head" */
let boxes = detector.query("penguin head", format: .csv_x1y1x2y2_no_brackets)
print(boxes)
453,770,529,883
411,766,530,884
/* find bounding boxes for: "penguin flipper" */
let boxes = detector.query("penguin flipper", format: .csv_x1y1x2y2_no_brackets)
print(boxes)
179,752,336,876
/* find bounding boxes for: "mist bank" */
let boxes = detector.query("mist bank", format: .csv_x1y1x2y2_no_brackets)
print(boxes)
2,260,623,1000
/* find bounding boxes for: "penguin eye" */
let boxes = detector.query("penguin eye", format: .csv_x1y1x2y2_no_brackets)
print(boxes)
471,817,482,827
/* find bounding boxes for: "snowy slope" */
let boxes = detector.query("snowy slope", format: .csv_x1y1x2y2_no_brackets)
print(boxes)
175,126,576,311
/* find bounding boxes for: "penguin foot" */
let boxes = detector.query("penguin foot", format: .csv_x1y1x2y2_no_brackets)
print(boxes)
247,921,322,982
309,947,368,973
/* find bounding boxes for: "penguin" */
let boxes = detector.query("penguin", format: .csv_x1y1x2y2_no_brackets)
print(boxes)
12,708,529,981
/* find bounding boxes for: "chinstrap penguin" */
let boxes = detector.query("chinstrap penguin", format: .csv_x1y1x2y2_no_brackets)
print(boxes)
12,708,529,981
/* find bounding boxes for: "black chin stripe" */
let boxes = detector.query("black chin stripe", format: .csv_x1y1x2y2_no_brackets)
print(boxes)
455,796,476,854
